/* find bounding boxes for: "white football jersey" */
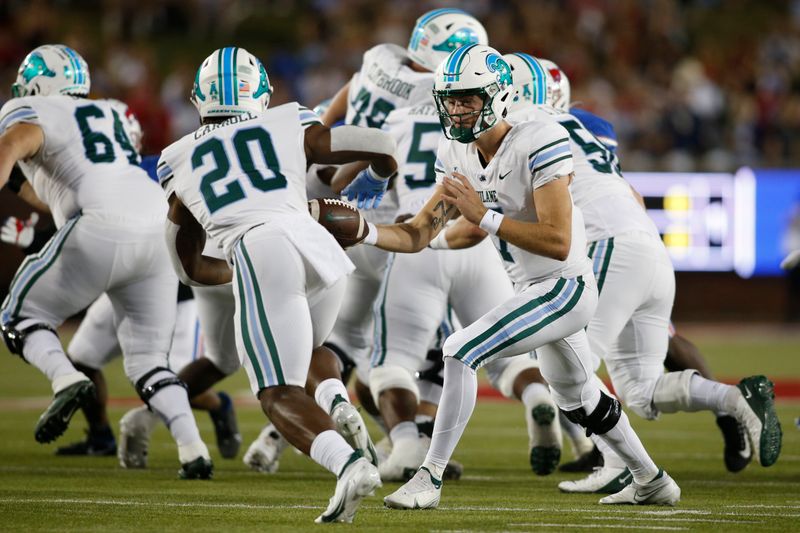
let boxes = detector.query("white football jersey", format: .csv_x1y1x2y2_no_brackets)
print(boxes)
0,95,163,227
510,106,658,242
382,103,441,215
159,102,328,257
435,120,592,287
345,44,434,130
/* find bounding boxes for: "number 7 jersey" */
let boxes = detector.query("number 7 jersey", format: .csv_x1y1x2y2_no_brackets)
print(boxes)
158,102,322,257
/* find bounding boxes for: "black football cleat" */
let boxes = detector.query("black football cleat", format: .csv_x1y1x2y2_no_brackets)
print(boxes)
209,391,242,459
35,380,96,444
56,426,116,456
559,445,604,473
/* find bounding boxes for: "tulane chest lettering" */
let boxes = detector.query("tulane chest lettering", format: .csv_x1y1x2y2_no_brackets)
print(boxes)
366,64,415,99
478,190,498,203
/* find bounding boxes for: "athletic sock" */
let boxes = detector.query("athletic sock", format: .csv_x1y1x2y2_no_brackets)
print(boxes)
310,429,355,477
596,411,659,484
21,329,81,389
688,374,739,413
422,357,477,479
143,370,203,449
315,378,350,415
520,382,551,409
389,421,419,446
592,434,626,469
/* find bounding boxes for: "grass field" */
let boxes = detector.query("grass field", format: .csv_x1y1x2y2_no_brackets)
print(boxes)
1,323,798,532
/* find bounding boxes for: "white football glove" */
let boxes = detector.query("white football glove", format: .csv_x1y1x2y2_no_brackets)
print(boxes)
1,212,39,248
781,249,800,270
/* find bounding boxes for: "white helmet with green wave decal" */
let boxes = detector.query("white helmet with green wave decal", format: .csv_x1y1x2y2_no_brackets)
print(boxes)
433,44,514,143
503,53,554,114
11,44,90,98
407,8,488,72
191,47,273,119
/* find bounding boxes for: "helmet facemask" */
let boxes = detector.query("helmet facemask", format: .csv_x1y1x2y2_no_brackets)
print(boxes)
434,84,504,143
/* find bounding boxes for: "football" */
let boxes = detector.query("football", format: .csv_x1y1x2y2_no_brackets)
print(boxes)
308,198,369,248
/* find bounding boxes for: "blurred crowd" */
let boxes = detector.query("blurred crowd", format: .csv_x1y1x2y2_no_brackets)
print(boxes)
0,0,798,171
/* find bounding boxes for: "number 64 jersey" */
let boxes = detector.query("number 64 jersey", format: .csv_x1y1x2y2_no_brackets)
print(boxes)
158,102,353,284
0,95,163,228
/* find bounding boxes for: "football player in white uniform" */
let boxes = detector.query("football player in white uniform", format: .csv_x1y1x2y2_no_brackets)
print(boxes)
158,47,397,523
0,45,212,478
342,102,565,479
504,53,782,493
313,10,488,425
350,44,681,508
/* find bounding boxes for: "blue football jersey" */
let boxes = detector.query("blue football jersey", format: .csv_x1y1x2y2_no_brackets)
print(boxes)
570,108,618,153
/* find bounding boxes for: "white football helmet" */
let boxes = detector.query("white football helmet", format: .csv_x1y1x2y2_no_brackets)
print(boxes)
191,47,272,119
11,44,90,98
538,58,571,111
503,53,554,114
433,44,514,143
407,8,488,72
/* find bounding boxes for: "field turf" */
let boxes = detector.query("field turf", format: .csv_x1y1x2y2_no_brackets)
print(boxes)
0,323,798,532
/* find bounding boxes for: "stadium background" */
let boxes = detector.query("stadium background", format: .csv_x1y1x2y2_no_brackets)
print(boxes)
1,0,799,322
0,3,798,531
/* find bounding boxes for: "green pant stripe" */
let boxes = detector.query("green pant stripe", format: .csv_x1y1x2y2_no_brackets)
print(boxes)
587,240,597,260
374,256,396,367
5,215,80,321
469,278,585,370
239,241,284,385
597,237,615,294
454,278,568,360
235,264,266,391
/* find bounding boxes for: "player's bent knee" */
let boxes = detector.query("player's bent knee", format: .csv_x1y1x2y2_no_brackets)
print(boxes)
487,355,540,399
369,364,420,407
652,369,698,414
205,352,240,376
1,318,58,358
561,391,621,437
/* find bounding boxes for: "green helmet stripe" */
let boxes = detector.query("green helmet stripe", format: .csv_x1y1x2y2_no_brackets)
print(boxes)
217,48,224,105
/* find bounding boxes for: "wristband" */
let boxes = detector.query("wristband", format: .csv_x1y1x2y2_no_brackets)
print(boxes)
363,222,378,245
428,230,450,250
478,210,504,235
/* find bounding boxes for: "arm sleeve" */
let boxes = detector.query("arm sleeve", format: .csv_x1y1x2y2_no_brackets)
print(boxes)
156,153,176,197
527,123,573,189
0,98,40,134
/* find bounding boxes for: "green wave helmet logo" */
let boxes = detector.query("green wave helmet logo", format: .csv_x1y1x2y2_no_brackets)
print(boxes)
486,53,512,88
21,53,56,83
193,67,206,102
432,28,480,52
253,62,271,99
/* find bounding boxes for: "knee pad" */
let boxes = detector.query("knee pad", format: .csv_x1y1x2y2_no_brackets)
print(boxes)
1,318,57,358
135,367,187,404
323,341,356,385
486,354,539,400
561,391,621,437
652,369,698,414
369,364,419,407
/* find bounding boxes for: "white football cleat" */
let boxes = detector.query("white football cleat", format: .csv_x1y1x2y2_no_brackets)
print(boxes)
118,405,158,469
599,469,681,506
378,435,428,481
558,465,632,494
331,401,379,466
383,466,442,510
527,399,562,475
315,453,381,524
243,423,288,474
